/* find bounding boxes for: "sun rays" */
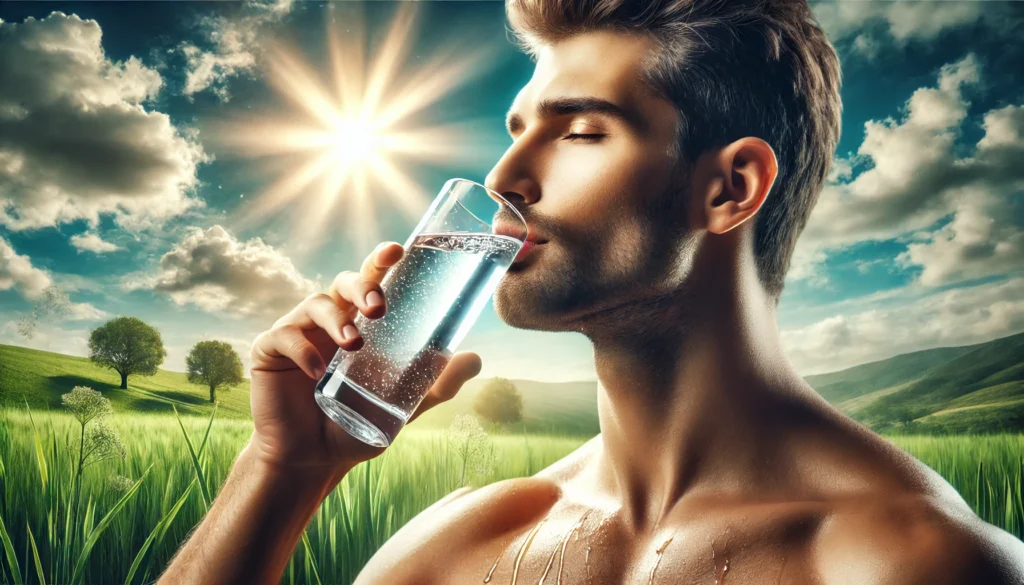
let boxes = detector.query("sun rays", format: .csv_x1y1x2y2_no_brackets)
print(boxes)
209,2,501,253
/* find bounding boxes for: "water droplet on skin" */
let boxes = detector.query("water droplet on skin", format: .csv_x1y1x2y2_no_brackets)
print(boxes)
647,536,674,585
510,518,546,585
555,511,591,585
483,549,502,583
539,546,558,584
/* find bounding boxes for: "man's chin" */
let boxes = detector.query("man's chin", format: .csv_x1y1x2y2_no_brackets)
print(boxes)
493,296,577,333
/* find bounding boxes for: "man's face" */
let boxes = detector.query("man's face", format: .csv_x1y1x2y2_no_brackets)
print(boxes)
487,30,695,334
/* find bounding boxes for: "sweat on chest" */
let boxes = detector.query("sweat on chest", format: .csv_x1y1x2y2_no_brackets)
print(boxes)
445,510,813,585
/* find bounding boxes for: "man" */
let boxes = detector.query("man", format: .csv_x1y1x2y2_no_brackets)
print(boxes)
158,0,1024,583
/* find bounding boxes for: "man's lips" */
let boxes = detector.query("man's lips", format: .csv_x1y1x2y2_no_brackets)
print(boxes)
513,239,545,263
493,221,547,244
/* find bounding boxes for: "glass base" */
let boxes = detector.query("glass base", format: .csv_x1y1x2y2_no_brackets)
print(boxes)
314,390,391,448
314,371,408,448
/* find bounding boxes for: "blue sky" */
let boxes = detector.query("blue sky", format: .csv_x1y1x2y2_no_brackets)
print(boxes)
1,1,1022,382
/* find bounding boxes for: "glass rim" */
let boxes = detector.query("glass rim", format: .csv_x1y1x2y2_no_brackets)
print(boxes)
449,177,528,234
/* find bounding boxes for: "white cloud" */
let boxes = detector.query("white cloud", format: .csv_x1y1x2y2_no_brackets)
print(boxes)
179,0,295,100
127,224,318,318
782,277,1024,376
0,236,51,298
1,236,107,322
0,12,209,232
69,232,122,254
811,1,1004,56
790,54,1024,286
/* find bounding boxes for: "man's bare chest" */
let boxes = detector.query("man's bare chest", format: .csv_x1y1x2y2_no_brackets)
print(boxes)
433,501,825,585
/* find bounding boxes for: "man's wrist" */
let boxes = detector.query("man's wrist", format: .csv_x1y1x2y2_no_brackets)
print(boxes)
241,441,352,496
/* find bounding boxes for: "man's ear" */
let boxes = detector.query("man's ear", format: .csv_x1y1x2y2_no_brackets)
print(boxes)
690,137,778,235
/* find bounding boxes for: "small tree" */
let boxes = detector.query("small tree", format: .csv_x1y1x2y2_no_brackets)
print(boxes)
88,316,166,389
186,340,244,403
473,377,523,426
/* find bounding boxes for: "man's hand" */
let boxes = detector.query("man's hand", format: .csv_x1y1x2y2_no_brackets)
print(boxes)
248,240,483,475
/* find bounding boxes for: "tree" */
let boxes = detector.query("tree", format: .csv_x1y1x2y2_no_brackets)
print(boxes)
186,340,244,403
473,377,524,425
88,316,166,389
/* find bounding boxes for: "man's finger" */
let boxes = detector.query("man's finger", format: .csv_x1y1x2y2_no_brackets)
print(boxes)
408,351,483,423
361,241,405,282
251,324,326,379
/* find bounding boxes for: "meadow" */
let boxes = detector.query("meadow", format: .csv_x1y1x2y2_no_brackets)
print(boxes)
0,405,1022,585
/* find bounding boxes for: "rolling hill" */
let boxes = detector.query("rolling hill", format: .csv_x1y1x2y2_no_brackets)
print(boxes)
3,329,1024,433
0,344,252,420
425,331,1024,435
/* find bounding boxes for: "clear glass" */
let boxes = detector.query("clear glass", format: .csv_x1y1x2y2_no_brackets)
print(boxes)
314,178,528,447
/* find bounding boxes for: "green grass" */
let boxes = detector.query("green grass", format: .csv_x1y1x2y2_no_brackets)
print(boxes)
1,341,1023,584
0,404,1021,585
0,344,251,420
0,406,584,585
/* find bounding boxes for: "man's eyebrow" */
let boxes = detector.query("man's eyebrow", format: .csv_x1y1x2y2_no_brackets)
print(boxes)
505,96,640,134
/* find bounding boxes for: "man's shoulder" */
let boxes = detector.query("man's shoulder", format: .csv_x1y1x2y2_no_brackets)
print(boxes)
352,440,600,585
814,492,1024,585
354,475,561,584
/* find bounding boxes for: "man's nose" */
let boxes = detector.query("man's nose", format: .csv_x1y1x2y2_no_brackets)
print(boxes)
484,146,540,208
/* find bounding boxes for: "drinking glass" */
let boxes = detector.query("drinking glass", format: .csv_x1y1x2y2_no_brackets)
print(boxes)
314,178,528,447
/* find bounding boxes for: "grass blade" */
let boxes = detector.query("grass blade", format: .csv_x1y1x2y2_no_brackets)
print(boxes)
171,405,211,512
69,464,153,585
300,530,323,585
0,510,23,585
23,405,48,489
124,477,197,585
197,402,218,458
25,523,45,585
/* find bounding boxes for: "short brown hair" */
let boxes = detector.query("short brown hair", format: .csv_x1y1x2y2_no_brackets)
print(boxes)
506,0,843,303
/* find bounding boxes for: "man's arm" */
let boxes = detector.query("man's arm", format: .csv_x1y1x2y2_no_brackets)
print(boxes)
156,439,351,585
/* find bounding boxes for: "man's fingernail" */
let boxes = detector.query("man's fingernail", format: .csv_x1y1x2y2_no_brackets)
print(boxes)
343,324,359,339
365,290,383,308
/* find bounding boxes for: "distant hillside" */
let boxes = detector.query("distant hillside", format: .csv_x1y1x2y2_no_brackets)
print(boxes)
414,377,599,435
4,330,1024,434
421,331,1024,435
0,344,252,420
843,331,1024,433
803,345,980,404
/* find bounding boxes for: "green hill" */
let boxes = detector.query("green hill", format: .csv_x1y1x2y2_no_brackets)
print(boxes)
414,377,599,435
803,345,979,404
0,344,252,420
4,329,1024,434
849,331,1024,433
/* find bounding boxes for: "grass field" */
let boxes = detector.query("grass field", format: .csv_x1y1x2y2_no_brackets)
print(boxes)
0,344,253,420
0,405,1022,585
0,406,585,585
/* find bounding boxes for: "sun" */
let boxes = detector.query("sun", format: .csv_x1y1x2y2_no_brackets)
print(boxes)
330,116,381,164
207,2,500,254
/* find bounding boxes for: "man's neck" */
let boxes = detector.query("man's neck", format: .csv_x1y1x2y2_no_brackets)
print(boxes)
585,237,828,531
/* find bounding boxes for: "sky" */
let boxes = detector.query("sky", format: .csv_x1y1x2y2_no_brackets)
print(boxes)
0,0,1022,383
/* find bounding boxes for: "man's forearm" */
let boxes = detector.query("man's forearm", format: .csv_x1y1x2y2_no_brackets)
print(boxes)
157,440,349,585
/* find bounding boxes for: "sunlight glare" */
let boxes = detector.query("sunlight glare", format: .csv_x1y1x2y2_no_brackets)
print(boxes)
207,2,502,254
329,116,381,164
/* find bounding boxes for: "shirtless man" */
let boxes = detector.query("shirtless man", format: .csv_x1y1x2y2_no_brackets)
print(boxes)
157,1,1024,583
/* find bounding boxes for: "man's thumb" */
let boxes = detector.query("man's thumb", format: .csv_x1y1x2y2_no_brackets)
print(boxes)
409,351,482,421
